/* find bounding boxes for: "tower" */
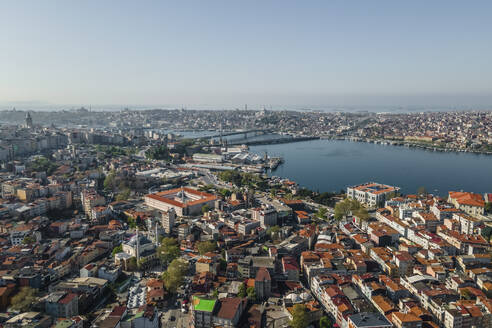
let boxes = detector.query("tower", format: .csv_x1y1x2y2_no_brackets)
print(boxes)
135,227,140,264
25,112,33,129
154,221,159,247
219,122,223,146
162,208,176,234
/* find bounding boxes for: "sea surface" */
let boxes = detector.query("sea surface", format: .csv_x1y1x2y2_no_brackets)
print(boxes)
250,139,492,196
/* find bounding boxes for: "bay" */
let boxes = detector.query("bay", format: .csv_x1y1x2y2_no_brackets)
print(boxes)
250,139,492,196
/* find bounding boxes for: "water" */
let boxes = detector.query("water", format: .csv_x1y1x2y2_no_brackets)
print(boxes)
250,139,492,196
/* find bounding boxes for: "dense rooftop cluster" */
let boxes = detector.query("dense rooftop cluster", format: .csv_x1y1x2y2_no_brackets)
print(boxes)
1,108,492,155
0,113,491,328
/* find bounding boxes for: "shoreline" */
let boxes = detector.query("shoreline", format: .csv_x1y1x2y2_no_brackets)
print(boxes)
179,128,492,156
231,136,319,146
315,136,492,156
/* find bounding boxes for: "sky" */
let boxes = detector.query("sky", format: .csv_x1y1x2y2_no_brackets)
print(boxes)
1,1,492,109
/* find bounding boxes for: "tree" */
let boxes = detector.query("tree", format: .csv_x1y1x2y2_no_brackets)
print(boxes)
219,258,227,271
289,304,309,328
161,259,188,293
212,289,219,298
218,170,243,186
217,170,264,189
486,202,492,214
320,316,334,328
112,244,123,257
297,188,314,198
29,157,58,175
115,188,131,201
246,286,257,302
103,170,116,190
313,192,337,206
138,258,148,270
238,283,247,298
158,237,180,265
202,184,216,192
145,145,171,160
481,226,492,240
201,204,211,214
267,225,281,240
219,188,231,198
135,215,143,226
22,235,36,245
197,241,217,255
386,191,399,200
127,257,138,271
127,217,137,229
334,198,363,221
353,207,370,221
316,207,328,220
10,287,37,312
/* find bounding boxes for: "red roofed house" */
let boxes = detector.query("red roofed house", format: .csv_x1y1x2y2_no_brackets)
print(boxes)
295,211,311,224
213,297,247,327
0,284,15,310
145,187,217,216
282,256,300,281
80,263,98,278
448,191,485,216
45,292,79,318
147,279,166,305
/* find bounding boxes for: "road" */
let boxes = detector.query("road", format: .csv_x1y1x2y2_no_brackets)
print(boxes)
199,170,230,189
304,201,334,214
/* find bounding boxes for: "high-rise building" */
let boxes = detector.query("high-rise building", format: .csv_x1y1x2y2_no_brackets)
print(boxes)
253,205,278,228
254,267,271,300
161,208,176,234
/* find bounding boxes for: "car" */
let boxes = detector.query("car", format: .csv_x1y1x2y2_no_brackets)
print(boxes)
170,316,176,321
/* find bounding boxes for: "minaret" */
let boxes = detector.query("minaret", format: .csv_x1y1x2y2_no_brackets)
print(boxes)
135,227,140,264
219,122,223,146
155,221,159,247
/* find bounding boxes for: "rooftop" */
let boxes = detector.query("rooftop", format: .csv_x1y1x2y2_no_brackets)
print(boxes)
351,182,400,195
193,295,217,312
349,312,392,327
146,187,217,208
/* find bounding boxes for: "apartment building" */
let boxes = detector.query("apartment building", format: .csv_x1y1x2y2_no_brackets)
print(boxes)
347,182,400,207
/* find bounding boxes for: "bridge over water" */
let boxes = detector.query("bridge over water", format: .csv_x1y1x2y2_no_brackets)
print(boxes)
197,129,272,140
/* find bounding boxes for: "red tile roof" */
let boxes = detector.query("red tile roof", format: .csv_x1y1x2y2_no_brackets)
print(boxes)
146,187,217,208
449,191,485,207
59,293,77,304
255,267,271,282
216,297,246,320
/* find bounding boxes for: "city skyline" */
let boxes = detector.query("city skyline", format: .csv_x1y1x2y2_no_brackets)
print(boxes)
1,1,492,107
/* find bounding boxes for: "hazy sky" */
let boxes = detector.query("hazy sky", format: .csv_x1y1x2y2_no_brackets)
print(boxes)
1,1,492,108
